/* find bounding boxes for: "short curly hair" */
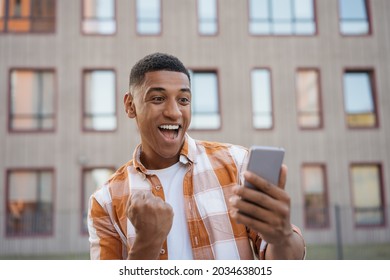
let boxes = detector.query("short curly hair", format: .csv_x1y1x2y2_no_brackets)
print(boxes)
129,52,190,90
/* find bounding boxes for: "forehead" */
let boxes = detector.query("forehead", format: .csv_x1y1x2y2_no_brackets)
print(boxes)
143,70,190,89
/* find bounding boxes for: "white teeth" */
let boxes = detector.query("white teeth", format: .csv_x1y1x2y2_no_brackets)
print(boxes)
159,125,179,130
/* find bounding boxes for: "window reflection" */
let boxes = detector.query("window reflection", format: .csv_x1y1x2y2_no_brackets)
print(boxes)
339,0,370,35
296,69,322,128
251,69,273,129
302,165,329,228
351,165,384,226
136,0,161,35
7,170,54,236
249,0,315,35
82,0,116,34
84,70,117,131
189,71,221,130
0,0,56,33
343,71,377,128
10,69,55,131
198,0,217,35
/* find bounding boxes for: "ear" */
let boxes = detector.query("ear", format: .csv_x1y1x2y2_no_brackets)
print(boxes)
124,92,137,118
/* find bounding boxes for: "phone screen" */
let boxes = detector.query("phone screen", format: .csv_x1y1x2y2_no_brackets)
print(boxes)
244,146,285,189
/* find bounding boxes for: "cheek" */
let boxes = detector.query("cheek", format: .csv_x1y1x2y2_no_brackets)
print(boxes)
186,111,192,125
183,107,191,119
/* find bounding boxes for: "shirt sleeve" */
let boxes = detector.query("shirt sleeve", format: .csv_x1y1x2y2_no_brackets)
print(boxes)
88,195,124,260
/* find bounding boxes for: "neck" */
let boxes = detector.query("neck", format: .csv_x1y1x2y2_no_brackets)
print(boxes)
140,152,180,170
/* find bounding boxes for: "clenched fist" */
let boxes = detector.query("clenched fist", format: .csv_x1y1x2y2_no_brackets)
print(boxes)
126,191,174,259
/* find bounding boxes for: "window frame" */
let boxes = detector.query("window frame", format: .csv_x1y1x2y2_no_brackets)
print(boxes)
5,168,55,238
247,0,317,36
342,68,379,129
349,163,386,228
250,67,274,130
81,0,117,36
0,0,56,33
188,68,222,131
338,0,372,36
81,68,118,133
8,67,57,133
301,163,330,229
295,68,323,130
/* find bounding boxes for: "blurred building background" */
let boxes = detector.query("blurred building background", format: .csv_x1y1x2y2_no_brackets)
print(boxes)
0,0,389,259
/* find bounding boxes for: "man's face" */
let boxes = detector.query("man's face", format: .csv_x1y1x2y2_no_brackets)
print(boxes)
124,71,191,169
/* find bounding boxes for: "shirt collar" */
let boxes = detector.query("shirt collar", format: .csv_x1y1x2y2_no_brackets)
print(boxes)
132,133,196,174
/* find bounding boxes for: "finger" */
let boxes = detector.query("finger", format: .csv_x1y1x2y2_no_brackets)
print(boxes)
233,186,289,220
230,195,272,223
234,185,275,209
230,209,271,236
278,164,288,190
243,171,276,195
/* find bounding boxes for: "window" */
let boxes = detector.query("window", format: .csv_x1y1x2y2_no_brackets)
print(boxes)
251,69,273,129
83,70,117,131
82,0,116,35
197,0,218,35
343,70,377,128
249,0,316,35
296,69,322,128
0,0,55,33
351,164,384,227
189,70,220,130
302,164,329,228
6,169,54,236
81,167,114,234
136,0,161,35
9,69,55,132
339,0,370,35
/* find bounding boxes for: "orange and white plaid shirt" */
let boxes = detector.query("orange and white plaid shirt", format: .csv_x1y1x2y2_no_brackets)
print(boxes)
88,134,302,260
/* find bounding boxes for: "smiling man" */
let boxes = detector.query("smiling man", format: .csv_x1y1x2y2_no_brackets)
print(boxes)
88,53,305,260
125,70,191,170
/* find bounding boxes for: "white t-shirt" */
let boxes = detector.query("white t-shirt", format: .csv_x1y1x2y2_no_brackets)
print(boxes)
149,162,194,260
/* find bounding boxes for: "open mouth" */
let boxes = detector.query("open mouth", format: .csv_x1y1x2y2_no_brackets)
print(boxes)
158,124,181,140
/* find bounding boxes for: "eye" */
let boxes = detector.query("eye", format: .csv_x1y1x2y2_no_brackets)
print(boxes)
178,97,191,105
151,96,165,103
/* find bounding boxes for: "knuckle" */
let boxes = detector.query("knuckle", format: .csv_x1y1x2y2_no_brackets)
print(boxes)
260,181,273,192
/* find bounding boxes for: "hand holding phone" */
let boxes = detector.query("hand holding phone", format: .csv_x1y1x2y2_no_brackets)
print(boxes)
244,146,285,189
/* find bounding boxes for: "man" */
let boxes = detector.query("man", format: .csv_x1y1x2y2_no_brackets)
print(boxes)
88,52,305,260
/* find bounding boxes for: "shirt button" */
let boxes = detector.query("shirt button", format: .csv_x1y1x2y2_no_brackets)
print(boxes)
155,185,161,191
160,248,165,255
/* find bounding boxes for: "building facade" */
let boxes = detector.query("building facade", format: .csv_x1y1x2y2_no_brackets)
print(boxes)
1,0,389,257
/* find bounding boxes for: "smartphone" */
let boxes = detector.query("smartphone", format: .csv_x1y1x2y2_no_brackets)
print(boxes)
244,146,285,189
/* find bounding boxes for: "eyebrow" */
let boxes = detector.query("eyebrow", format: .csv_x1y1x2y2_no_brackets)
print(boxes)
145,87,166,95
180,88,192,94
145,87,191,95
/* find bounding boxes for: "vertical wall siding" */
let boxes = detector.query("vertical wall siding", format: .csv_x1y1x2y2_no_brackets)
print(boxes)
0,0,389,255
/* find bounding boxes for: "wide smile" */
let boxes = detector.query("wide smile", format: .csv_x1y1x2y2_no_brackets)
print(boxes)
158,124,182,142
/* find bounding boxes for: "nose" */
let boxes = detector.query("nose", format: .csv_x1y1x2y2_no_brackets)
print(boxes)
163,99,182,120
